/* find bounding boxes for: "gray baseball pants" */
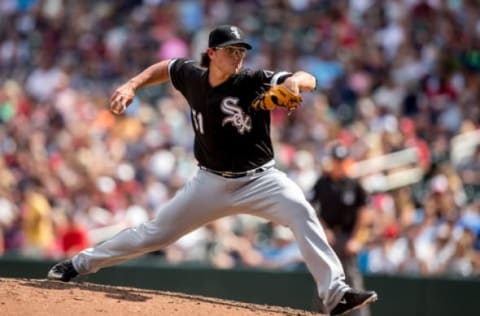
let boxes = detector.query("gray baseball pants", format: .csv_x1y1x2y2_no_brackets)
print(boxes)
72,165,349,311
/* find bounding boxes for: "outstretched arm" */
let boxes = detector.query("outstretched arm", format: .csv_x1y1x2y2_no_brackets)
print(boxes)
110,59,171,115
282,71,317,94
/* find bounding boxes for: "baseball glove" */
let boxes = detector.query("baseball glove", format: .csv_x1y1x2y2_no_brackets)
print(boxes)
251,85,303,112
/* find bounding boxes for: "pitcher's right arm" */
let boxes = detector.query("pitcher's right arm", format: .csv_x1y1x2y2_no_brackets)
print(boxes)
110,59,171,115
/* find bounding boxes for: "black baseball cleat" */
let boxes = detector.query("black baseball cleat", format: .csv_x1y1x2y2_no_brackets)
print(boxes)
330,290,378,315
47,260,78,282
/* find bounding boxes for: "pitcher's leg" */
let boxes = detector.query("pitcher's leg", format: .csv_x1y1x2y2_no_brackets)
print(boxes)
288,204,349,309
73,171,228,274
73,218,179,274
239,170,349,311
264,197,349,311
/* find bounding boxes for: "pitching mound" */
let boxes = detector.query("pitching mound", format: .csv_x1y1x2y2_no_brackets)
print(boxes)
0,278,320,316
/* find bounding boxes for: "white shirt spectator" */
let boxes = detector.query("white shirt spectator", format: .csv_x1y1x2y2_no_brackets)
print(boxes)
25,65,64,102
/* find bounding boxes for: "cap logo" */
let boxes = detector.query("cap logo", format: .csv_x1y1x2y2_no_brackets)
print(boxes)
230,26,241,39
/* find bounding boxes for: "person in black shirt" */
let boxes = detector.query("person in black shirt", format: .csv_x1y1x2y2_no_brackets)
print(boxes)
47,25,377,315
310,142,372,316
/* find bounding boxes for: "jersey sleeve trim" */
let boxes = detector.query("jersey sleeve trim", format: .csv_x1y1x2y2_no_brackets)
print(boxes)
271,71,292,86
167,58,178,80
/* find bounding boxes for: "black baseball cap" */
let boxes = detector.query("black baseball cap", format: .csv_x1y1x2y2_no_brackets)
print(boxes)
208,25,252,50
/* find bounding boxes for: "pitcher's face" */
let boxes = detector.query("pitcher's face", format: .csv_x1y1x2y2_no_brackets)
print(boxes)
210,45,247,74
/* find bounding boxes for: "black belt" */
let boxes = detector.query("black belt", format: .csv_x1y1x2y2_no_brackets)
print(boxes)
199,165,273,178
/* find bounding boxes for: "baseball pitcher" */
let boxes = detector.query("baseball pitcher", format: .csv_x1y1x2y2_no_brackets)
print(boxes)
47,25,377,315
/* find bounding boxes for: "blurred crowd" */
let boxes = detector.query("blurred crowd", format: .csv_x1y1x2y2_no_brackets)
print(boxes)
0,0,479,277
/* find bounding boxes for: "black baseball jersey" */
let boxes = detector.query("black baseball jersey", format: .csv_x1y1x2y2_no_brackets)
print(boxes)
168,58,291,172
310,176,367,233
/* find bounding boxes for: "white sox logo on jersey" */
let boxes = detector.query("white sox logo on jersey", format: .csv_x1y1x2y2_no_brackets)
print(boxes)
221,97,252,134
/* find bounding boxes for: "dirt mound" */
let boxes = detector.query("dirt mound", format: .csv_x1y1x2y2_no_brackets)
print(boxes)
0,278,320,316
